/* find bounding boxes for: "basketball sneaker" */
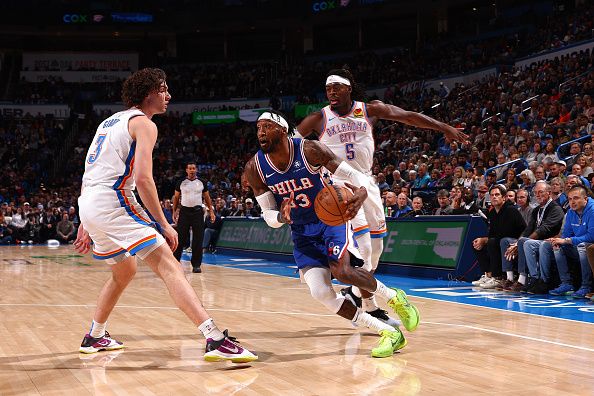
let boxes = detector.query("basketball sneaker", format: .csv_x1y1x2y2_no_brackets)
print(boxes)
371,328,407,358
340,286,362,308
367,308,401,328
79,331,124,354
204,330,258,363
387,288,420,332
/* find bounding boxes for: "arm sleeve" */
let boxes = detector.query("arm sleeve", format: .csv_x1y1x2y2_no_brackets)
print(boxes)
255,191,284,228
333,161,373,192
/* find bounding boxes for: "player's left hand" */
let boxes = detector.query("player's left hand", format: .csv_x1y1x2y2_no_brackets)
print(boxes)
279,191,294,224
73,224,92,254
343,182,367,219
443,124,469,145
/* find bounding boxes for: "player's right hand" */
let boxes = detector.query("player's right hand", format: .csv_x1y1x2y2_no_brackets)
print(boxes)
73,224,92,254
343,182,367,219
279,191,294,224
162,224,179,252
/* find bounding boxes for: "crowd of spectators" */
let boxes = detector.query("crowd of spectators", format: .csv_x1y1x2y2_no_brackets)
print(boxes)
9,4,593,104
1,3,593,256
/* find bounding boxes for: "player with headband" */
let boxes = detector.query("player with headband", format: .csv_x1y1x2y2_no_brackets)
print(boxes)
244,109,420,357
297,68,468,326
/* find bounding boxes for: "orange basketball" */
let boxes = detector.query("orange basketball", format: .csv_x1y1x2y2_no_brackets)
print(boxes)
314,185,354,226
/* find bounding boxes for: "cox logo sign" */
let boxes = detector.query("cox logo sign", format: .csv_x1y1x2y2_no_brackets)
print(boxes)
63,14,89,23
63,14,105,23
312,0,350,12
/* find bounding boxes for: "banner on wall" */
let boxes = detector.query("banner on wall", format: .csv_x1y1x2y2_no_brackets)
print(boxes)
217,218,468,268
0,104,70,118
22,52,138,72
192,110,239,125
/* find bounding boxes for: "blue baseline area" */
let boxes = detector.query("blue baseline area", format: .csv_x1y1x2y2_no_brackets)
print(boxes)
192,252,594,325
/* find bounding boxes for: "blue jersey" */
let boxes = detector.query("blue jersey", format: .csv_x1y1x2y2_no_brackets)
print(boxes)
254,138,324,225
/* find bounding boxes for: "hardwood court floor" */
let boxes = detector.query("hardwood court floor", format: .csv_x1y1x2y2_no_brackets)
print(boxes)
1,246,594,395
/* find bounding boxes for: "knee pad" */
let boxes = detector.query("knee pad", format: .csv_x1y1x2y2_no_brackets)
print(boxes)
303,267,345,313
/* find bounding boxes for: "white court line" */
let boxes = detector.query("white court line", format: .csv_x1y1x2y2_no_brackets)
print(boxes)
412,294,594,327
424,320,594,353
229,258,265,262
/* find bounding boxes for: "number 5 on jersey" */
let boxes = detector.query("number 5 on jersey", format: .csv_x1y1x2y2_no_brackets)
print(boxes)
345,143,355,160
87,134,107,164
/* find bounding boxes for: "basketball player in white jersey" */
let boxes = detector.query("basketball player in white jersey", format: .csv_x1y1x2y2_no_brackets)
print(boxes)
74,68,256,363
297,68,468,323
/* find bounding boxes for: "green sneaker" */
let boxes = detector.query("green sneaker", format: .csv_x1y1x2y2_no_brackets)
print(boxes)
387,288,420,332
371,328,407,358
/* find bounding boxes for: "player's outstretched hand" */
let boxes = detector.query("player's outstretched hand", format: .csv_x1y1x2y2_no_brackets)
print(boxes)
162,224,179,252
343,182,367,219
443,124,469,145
73,224,92,254
280,191,294,224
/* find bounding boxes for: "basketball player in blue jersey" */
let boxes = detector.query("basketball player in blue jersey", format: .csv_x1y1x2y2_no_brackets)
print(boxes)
73,68,256,363
297,68,468,324
244,110,419,358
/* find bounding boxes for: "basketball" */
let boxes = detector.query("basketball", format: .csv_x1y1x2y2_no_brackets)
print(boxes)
314,185,354,226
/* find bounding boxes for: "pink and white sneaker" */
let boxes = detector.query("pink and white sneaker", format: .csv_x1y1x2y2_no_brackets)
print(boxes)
204,330,258,363
79,331,125,354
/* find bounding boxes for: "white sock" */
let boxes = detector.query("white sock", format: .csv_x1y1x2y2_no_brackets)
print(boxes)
507,271,514,281
374,280,396,301
353,309,394,333
89,320,107,338
518,274,526,285
198,318,224,341
362,296,379,312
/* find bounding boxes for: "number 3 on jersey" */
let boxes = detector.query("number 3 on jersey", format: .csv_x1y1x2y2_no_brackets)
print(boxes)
87,134,107,164
289,193,312,209
345,143,355,160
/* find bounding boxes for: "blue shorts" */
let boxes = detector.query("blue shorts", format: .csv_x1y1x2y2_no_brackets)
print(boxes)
291,221,353,269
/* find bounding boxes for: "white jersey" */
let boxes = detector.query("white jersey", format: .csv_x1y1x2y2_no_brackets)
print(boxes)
82,108,145,191
319,101,374,174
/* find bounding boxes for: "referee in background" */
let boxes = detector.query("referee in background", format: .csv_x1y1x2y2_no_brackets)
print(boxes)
173,162,215,273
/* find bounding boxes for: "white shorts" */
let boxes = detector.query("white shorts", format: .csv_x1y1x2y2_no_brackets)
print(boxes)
79,186,166,264
332,175,387,239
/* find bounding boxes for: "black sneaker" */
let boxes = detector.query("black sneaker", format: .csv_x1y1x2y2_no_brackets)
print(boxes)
521,277,536,293
340,286,362,308
527,279,549,295
367,308,401,327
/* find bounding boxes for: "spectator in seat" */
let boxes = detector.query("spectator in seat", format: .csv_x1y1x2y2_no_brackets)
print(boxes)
550,177,566,207
453,187,480,215
244,198,261,217
541,186,594,298
40,207,58,241
434,189,453,215
56,212,75,244
471,185,526,289
516,189,534,225
503,181,564,293
202,206,222,253
402,196,425,217
393,193,412,218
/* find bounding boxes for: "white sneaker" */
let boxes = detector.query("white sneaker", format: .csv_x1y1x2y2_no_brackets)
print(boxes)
472,274,489,286
480,278,501,289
